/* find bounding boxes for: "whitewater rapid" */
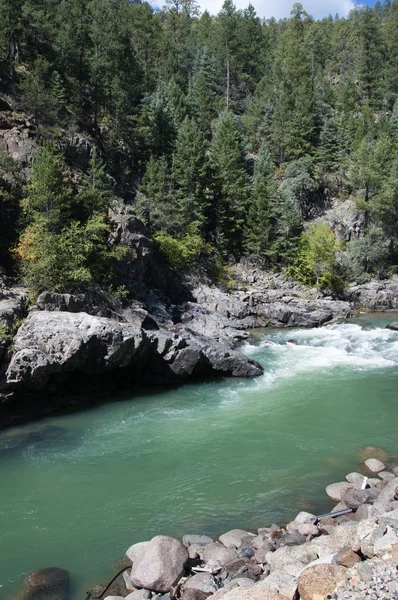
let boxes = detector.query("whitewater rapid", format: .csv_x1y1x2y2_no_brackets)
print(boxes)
243,323,398,388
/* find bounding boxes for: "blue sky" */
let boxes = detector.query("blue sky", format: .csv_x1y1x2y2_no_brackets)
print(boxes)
152,0,378,19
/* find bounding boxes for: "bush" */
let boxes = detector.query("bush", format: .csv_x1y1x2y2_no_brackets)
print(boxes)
153,223,212,272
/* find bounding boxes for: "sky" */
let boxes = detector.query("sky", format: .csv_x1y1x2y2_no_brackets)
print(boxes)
153,0,377,20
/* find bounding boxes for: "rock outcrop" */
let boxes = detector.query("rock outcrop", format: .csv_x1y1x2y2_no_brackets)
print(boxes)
0,309,263,427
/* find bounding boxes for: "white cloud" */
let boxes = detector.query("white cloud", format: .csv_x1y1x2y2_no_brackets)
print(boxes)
151,0,357,20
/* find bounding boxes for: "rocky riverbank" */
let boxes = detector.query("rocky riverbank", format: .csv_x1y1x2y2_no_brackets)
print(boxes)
1,210,398,428
18,446,398,600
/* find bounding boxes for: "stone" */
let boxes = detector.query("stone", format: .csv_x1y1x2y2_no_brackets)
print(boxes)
266,544,318,573
373,527,397,554
181,590,209,600
184,573,217,595
345,472,367,488
294,511,317,525
251,535,274,551
183,535,214,548
385,321,398,331
237,547,255,559
296,523,320,537
212,586,290,600
129,535,188,593
188,544,204,560
20,567,69,600
336,547,361,568
254,542,275,564
126,541,150,563
378,471,395,480
326,482,352,502
104,597,124,600
355,504,381,521
341,488,376,509
373,477,398,513
358,446,389,463
256,569,298,598
365,458,386,473
125,591,152,600
356,560,374,583
219,529,255,549
297,564,347,600
203,543,237,566
379,508,398,529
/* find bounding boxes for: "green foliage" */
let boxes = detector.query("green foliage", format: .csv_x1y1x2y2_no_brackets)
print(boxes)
4,0,398,286
289,223,342,290
153,223,211,271
341,229,390,282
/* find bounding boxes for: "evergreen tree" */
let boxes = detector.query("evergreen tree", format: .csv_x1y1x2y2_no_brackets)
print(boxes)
245,143,279,262
209,111,249,256
172,117,208,231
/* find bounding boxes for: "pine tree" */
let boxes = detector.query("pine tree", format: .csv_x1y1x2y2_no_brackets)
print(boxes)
209,111,249,256
77,149,112,218
172,117,208,232
245,142,279,262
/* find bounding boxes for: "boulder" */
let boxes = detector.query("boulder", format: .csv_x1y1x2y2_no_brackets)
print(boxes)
385,322,398,331
336,546,361,568
254,542,275,564
184,573,217,595
20,567,69,600
364,458,386,473
129,535,188,593
265,544,318,573
126,541,150,563
345,472,367,488
379,508,398,529
219,530,256,549
181,590,209,600
256,569,298,598
125,591,151,600
326,482,352,502
183,535,214,548
297,564,347,600
358,446,389,463
294,512,317,525
373,477,398,513
211,587,290,600
373,527,398,554
203,543,237,567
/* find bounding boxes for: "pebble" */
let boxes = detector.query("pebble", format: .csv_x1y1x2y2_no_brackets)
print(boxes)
333,560,398,599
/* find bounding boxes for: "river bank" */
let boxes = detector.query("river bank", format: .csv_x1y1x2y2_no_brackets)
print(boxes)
2,319,398,599
17,445,398,600
2,230,398,430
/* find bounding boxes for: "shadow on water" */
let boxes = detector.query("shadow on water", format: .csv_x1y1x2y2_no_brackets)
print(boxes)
0,424,77,459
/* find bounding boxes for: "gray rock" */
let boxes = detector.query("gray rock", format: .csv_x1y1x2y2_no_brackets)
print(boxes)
373,477,398,513
184,573,217,594
203,543,237,567
20,567,69,600
180,590,209,600
256,569,298,598
346,472,367,488
236,547,255,559
125,591,152,600
373,527,397,554
385,322,398,331
126,541,150,564
129,535,188,593
379,508,398,529
326,482,352,502
219,530,255,549
182,535,214,548
357,560,374,583
365,458,386,473
294,511,317,525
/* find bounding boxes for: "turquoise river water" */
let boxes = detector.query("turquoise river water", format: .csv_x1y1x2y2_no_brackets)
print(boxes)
1,314,398,599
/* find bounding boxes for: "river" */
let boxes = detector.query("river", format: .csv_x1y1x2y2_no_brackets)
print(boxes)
1,314,398,599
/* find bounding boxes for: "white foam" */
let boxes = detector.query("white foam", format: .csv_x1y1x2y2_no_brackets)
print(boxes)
243,323,398,387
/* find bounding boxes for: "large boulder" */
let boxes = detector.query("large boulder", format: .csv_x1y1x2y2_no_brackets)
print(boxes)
129,535,188,593
297,564,347,600
5,311,263,393
210,587,290,600
20,567,69,600
184,573,217,595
